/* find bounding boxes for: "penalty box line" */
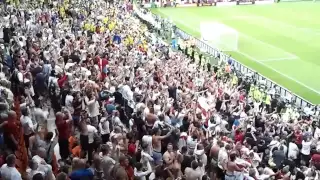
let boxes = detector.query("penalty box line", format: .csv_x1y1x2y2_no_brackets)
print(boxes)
162,13,320,94
236,50,320,95
259,56,299,62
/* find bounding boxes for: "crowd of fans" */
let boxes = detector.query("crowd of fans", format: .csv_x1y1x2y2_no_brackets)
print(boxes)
0,0,320,180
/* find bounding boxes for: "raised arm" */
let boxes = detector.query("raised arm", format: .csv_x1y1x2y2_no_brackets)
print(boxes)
157,129,173,140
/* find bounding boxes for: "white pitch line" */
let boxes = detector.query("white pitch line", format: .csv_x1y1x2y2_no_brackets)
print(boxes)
234,15,320,36
162,14,320,95
239,33,299,59
236,50,320,94
259,57,299,62
165,11,299,60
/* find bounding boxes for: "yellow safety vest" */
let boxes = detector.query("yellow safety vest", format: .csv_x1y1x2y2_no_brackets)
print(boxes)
254,90,261,101
265,95,271,105
103,17,108,24
249,86,254,97
232,76,238,86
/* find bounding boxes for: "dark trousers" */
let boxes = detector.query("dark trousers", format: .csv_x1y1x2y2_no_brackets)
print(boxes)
24,133,34,150
101,134,110,144
4,135,17,153
58,138,69,160
88,142,95,164
80,134,89,159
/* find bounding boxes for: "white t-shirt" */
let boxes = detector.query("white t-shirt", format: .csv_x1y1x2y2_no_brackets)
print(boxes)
240,111,247,121
288,142,299,159
142,135,153,155
0,164,22,180
301,140,312,155
217,148,228,169
32,156,52,175
32,108,48,127
87,125,98,144
85,97,100,117
113,116,124,128
99,118,110,135
65,94,74,111
80,49,87,61
0,28,3,39
20,115,34,136
187,136,197,153
314,127,320,140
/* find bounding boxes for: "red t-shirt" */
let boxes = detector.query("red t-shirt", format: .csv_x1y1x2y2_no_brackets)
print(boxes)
235,132,244,144
294,132,303,145
3,121,18,139
125,166,134,180
56,120,69,139
312,154,320,165
128,143,136,156
58,75,68,88
239,94,245,102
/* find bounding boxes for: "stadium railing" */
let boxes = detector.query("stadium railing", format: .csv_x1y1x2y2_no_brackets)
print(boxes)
175,28,314,108
133,4,315,108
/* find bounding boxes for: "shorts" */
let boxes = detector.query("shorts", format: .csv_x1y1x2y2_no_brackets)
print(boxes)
153,150,163,165
215,166,225,179
80,134,89,151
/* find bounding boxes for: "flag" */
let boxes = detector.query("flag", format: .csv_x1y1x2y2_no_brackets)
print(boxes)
197,96,211,126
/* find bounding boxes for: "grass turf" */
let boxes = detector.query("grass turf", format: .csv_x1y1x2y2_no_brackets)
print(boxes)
151,2,320,104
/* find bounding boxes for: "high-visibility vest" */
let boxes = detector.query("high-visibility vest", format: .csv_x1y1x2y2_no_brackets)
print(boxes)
232,75,237,86
254,90,261,101
249,86,254,97
187,47,192,56
265,94,271,105
103,17,108,24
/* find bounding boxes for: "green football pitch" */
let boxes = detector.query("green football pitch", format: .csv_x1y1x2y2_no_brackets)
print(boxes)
151,2,320,104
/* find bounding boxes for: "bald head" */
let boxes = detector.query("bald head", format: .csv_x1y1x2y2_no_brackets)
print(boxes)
8,110,16,118
72,158,86,170
6,154,16,167
56,112,64,121
56,172,68,180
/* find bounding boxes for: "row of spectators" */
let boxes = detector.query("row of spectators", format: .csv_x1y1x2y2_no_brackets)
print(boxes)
0,0,319,180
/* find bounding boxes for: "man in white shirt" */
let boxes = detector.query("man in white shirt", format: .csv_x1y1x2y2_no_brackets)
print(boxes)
187,135,197,153
288,139,299,160
134,161,152,180
301,138,312,165
112,110,125,129
99,117,110,144
217,144,230,170
85,94,100,128
32,148,54,180
0,154,22,180
65,91,74,113
26,159,45,179
21,108,35,149
87,121,98,163
32,102,49,130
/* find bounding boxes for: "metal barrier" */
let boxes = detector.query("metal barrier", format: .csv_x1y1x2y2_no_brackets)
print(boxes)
135,6,314,108
175,28,314,108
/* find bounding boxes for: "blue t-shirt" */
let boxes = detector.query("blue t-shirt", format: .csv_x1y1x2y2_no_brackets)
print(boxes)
233,119,240,127
113,35,121,44
69,169,94,180
105,104,116,114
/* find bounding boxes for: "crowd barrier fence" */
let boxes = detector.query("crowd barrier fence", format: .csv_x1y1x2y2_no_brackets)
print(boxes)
174,28,314,108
